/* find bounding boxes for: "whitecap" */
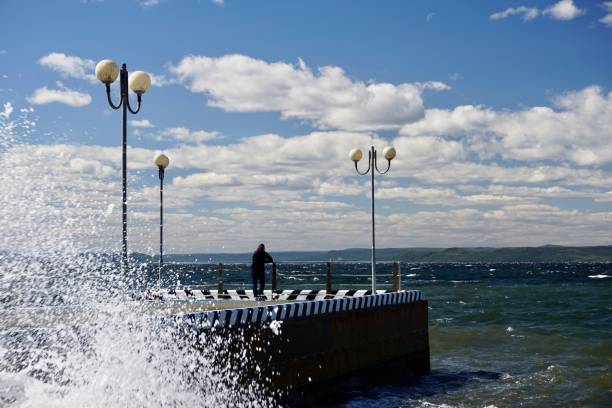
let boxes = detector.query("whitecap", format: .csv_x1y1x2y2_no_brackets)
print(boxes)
588,274,610,279
405,273,417,277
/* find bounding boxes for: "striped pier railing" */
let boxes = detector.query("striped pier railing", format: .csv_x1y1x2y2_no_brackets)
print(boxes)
177,290,423,329
163,288,411,301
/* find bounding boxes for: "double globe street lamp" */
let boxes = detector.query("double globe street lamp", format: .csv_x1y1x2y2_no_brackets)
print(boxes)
349,145,397,292
154,153,170,291
95,60,151,274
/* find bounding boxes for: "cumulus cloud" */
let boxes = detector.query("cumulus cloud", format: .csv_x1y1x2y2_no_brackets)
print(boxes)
377,186,528,206
149,73,175,87
600,2,612,26
68,157,115,177
490,6,540,21
543,0,585,20
4,125,612,252
38,52,97,83
392,136,465,167
27,86,92,107
490,1,585,22
148,127,220,143
129,119,155,128
416,81,452,91
169,54,448,131
400,86,612,166
0,102,13,119
139,0,162,7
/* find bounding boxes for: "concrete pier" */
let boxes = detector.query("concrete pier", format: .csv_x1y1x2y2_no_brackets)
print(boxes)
173,290,430,403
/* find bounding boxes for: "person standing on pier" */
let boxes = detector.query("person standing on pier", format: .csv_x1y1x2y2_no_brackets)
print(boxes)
252,243,274,300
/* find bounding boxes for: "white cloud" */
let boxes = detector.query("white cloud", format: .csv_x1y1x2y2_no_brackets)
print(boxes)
490,6,540,21
149,73,175,87
139,0,162,7
3,129,612,253
377,186,528,206
38,52,97,83
130,119,155,128
600,2,612,26
416,81,452,91
139,0,219,8
0,102,13,119
69,158,115,177
543,0,585,20
400,86,612,166
392,136,465,167
173,172,238,188
169,54,448,131
27,86,92,107
150,127,220,143
490,1,586,22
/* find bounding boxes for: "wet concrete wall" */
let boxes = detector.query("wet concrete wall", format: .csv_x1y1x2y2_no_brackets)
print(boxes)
181,291,429,403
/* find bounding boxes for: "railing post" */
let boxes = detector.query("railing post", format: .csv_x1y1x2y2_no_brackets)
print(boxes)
326,261,332,293
217,262,223,292
392,261,400,292
272,262,278,291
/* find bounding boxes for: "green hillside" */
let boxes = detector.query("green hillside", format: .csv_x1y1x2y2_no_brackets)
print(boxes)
147,245,612,263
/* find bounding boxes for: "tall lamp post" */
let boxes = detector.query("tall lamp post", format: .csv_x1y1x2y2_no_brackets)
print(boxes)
349,145,396,292
154,153,170,291
95,60,151,274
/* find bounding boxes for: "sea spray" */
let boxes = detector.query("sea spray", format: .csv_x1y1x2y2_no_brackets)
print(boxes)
0,107,277,407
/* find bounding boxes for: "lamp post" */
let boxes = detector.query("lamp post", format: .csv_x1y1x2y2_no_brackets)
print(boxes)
350,145,396,292
154,153,170,291
95,60,151,274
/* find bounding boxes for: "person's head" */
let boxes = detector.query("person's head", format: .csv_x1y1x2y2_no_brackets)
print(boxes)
257,243,265,252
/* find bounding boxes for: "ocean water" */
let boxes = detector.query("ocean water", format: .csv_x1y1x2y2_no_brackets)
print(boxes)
152,261,612,407
336,263,612,407
1,261,611,407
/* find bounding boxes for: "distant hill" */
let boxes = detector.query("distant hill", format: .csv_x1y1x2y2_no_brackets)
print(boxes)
139,245,612,263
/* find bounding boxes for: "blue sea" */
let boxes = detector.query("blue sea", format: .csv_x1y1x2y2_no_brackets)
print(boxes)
167,261,612,407
1,261,611,407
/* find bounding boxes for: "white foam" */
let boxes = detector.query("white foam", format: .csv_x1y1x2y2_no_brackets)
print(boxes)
0,115,275,407
588,274,610,279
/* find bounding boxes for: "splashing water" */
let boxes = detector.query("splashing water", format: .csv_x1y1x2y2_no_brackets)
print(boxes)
0,109,276,407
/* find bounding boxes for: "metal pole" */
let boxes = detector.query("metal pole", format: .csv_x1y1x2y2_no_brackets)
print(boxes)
158,167,164,291
326,261,332,293
121,64,128,275
371,146,376,293
392,261,400,291
217,263,224,292
272,263,277,292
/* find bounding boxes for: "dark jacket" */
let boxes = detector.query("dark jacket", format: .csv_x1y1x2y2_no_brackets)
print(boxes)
251,250,273,274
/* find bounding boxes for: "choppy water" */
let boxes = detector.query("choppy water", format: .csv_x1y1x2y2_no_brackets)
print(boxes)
140,261,612,407
340,263,612,408
2,261,611,407
177,262,612,407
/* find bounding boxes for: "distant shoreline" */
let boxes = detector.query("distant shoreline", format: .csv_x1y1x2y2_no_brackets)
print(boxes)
131,245,612,263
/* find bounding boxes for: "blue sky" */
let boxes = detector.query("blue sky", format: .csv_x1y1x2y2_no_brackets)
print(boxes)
1,0,611,254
